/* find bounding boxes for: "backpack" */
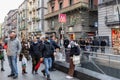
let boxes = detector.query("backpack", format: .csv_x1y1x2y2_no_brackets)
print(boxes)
70,45,80,56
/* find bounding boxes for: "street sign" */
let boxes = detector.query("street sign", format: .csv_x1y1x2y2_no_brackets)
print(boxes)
59,14,66,23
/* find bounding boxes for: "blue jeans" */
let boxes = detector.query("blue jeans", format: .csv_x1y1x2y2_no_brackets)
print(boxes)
44,58,52,75
7,55,18,76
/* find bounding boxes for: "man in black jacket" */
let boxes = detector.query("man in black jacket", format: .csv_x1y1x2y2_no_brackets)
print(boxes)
92,38,99,52
50,36,60,71
29,37,43,74
100,39,107,53
42,37,54,80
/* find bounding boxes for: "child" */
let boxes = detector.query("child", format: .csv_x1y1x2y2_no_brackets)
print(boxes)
21,54,27,74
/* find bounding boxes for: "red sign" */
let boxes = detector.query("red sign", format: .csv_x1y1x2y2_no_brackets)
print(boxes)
59,14,66,23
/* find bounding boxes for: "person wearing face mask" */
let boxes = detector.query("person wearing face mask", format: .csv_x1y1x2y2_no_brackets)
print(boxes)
41,37,54,80
7,31,22,79
29,36,43,74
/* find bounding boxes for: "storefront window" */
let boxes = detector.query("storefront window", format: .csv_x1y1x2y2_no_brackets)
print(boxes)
112,28,120,47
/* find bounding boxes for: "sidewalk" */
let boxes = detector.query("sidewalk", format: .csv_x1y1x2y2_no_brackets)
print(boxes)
0,56,79,80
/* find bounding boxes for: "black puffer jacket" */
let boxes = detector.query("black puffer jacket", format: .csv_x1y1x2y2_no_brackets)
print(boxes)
43,41,54,58
29,41,44,58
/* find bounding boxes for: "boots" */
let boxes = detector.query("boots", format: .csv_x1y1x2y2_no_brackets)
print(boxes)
1,68,5,71
22,69,27,74
41,70,45,76
47,75,51,80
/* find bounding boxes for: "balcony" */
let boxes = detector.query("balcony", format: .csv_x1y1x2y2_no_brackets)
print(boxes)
105,15,120,26
32,17,40,22
99,0,115,6
45,2,88,19
19,26,26,31
99,0,113,4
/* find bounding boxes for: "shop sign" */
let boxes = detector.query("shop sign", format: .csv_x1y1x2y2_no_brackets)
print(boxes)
59,14,66,23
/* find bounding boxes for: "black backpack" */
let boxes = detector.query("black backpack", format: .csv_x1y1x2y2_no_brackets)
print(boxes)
70,45,80,56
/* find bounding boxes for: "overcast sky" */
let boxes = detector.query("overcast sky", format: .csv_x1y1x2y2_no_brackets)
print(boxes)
0,0,24,23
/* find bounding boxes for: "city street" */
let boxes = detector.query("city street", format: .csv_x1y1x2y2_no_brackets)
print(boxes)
0,56,79,80
1,0,120,80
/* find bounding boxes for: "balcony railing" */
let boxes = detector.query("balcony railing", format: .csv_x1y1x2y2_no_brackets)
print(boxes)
99,0,114,5
105,15,120,26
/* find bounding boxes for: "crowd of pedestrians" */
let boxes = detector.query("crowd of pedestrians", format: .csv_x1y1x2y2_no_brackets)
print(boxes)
0,30,108,80
0,31,61,80
77,37,107,53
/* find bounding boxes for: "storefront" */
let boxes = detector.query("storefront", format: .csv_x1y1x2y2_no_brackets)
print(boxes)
111,28,120,47
111,28,120,54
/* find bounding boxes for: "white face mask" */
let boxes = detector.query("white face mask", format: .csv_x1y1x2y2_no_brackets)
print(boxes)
34,42,37,44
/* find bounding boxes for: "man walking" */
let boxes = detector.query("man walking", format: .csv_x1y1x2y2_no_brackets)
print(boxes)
29,36,43,74
42,37,54,80
50,35,60,71
7,31,22,79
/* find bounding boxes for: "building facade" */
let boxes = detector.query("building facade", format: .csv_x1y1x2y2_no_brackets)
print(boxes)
37,0,48,33
98,0,120,46
7,9,18,32
45,0,98,40
28,0,38,34
27,0,48,36
18,0,28,40
1,16,8,37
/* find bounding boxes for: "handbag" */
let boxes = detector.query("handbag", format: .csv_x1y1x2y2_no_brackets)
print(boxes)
73,55,81,65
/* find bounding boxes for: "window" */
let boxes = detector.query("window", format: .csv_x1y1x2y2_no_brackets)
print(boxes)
29,2,32,5
51,6,54,12
59,2,63,10
51,20,55,29
69,0,73,6
89,0,94,9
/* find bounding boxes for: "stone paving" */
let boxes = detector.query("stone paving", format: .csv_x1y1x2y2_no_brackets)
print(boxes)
0,56,79,80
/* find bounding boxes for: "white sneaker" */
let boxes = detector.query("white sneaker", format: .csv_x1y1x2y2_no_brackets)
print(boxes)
66,75,73,79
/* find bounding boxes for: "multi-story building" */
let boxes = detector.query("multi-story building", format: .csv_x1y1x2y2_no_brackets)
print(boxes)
7,9,18,32
28,0,38,34
98,0,120,46
11,10,18,31
28,0,48,36
18,0,48,39
18,0,28,40
45,0,98,40
1,16,8,37
37,0,49,33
